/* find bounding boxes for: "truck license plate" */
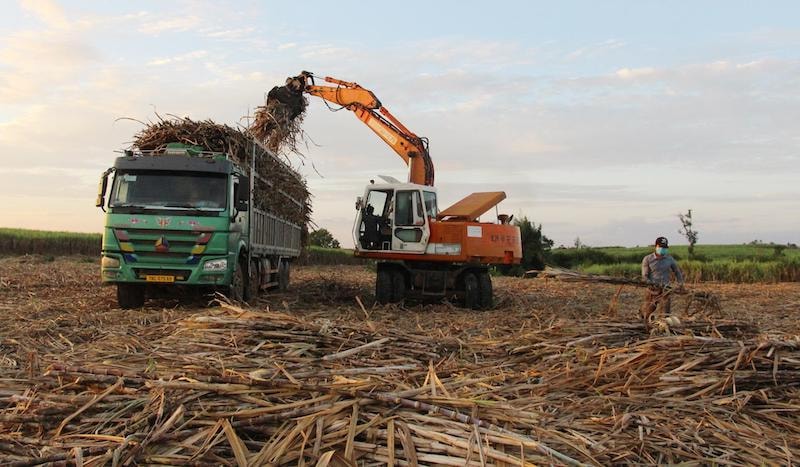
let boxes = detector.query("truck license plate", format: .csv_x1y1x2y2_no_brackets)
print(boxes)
145,275,175,283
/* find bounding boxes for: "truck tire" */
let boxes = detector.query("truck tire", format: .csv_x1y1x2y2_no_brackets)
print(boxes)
246,259,260,301
463,272,480,310
376,269,393,304
478,272,493,310
117,284,145,309
229,260,246,302
391,270,406,303
278,260,290,291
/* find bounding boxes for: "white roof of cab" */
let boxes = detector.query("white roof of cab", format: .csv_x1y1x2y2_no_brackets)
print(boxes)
365,182,438,192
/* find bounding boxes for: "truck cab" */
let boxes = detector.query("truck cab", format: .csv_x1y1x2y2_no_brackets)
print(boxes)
96,143,301,308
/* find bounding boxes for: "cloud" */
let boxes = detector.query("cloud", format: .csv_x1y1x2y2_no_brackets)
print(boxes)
19,0,69,29
565,38,626,61
615,67,655,79
0,3,797,246
202,27,255,40
298,43,356,60
137,15,201,35
414,38,533,68
0,1,106,105
147,50,208,66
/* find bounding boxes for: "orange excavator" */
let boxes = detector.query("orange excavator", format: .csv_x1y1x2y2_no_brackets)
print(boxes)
278,71,522,308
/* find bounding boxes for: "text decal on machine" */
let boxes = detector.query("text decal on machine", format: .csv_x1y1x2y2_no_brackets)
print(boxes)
366,116,398,145
467,226,483,238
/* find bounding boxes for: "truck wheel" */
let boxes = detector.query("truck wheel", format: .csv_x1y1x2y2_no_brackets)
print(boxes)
478,272,493,310
376,269,393,304
229,260,246,302
117,284,145,309
246,259,260,301
278,260,290,291
391,270,406,303
463,272,480,310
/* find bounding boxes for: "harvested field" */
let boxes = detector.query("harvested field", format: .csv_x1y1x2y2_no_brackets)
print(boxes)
1,256,799,465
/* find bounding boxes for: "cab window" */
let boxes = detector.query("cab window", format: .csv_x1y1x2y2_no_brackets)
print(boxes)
423,191,437,218
396,190,425,226
366,190,391,217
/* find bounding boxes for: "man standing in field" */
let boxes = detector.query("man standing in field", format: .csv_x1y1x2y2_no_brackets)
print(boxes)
641,236,685,322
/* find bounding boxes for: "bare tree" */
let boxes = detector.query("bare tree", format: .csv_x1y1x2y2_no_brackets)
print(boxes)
678,209,699,259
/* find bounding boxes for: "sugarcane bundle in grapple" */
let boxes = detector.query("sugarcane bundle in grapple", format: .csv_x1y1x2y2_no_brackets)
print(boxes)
96,93,312,308
250,74,309,154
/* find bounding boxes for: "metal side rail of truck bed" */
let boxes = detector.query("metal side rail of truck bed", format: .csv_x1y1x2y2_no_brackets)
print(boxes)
250,208,302,257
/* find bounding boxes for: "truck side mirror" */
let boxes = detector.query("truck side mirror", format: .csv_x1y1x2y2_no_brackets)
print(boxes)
95,168,113,210
355,196,363,210
236,175,250,211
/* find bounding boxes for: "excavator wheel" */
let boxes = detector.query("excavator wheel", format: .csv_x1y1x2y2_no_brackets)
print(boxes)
463,272,480,310
376,269,393,304
391,270,406,303
478,272,493,310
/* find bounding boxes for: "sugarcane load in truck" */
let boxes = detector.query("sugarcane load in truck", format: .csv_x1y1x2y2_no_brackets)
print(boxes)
96,122,309,309
269,72,523,309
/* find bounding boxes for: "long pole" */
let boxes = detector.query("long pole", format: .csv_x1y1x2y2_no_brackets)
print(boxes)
247,108,254,272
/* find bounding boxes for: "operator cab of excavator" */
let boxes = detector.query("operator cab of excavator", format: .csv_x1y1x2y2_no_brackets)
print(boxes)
354,181,437,254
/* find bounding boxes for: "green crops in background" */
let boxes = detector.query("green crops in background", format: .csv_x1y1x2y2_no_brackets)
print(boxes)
580,258,800,283
0,229,369,266
552,244,800,282
4,228,797,281
296,246,371,266
0,228,100,256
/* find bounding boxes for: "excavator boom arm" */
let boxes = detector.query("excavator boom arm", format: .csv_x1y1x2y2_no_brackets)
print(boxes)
296,73,435,186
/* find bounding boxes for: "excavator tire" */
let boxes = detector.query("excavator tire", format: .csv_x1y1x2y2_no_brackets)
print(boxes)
478,272,493,310
463,272,480,310
391,270,406,303
376,269,393,304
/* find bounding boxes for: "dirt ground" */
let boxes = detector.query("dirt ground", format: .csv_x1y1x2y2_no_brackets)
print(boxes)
1,256,799,465
2,255,797,342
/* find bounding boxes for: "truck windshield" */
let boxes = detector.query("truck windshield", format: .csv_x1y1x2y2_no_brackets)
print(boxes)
110,171,227,211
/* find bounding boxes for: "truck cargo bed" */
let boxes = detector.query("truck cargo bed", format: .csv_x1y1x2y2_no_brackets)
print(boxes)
250,208,302,257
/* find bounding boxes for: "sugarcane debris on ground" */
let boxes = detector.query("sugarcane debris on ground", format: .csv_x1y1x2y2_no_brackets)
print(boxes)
538,266,723,330
1,257,799,465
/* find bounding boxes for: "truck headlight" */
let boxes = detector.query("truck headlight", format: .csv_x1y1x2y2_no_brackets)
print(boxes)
203,258,228,272
101,256,120,268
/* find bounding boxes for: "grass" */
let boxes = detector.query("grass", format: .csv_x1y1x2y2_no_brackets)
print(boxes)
556,244,800,283
0,228,100,256
589,244,800,262
1,228,368,267
298,246,371,266
4,228,796,282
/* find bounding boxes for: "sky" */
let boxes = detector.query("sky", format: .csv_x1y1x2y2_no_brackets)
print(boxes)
1,0,798,248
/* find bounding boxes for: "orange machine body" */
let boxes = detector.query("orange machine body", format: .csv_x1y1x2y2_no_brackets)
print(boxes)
277,71,524,307
355,220,522,265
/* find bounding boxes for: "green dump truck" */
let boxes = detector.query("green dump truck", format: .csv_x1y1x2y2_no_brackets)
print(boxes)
96,143,304,308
